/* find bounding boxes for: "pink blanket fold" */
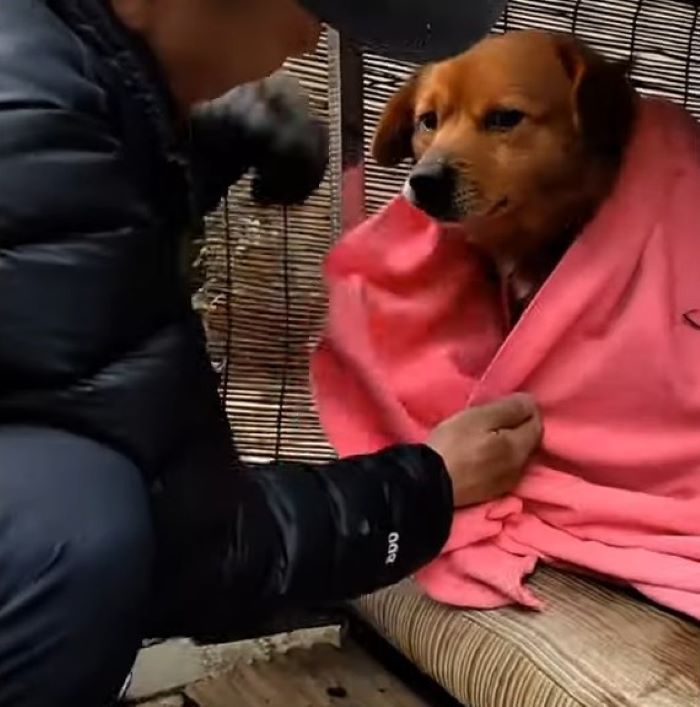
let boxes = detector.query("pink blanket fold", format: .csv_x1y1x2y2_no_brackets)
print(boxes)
311,98,700,619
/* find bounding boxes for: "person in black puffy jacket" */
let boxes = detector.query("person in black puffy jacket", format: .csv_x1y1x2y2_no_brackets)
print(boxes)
0,0,542,705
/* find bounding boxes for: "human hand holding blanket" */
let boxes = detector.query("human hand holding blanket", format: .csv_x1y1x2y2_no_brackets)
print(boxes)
428,394,542,508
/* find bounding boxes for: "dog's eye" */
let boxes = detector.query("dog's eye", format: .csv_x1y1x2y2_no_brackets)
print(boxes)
416,111,438,132
483,109,525,131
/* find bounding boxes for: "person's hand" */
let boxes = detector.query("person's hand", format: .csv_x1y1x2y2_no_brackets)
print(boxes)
192,71,329,206
245,71,329,206
427,394,542,507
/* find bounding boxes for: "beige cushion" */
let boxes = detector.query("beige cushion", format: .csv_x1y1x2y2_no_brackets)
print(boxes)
357,569,700,706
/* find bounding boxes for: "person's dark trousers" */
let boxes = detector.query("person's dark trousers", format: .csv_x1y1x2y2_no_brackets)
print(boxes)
0,426,154,707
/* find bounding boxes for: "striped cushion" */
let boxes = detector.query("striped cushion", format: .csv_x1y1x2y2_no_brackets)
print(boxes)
357,569,700,706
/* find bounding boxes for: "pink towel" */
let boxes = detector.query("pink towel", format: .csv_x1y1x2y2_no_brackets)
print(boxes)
311,98,700,619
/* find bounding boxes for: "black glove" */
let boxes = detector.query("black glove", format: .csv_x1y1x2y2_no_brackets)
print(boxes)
191,72,329,208
247,72,329,206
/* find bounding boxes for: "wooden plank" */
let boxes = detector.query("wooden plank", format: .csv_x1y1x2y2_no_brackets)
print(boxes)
184,641,432,707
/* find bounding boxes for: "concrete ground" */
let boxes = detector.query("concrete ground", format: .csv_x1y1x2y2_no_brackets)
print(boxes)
127,627,341,704
129,629,431,707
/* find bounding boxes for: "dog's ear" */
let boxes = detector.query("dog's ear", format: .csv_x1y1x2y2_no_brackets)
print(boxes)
553,34,637,162
372,73,420,167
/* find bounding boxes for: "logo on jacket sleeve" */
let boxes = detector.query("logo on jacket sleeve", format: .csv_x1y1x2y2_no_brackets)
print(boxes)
386,531,400,565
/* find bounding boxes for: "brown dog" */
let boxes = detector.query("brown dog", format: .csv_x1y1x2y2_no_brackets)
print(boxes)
373,30,638,322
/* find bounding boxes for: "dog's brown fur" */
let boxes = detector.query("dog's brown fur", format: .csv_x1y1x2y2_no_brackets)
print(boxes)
373,30,638,322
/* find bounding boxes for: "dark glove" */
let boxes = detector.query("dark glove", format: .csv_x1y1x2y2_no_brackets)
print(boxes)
191,71,329,208
247,72,329,206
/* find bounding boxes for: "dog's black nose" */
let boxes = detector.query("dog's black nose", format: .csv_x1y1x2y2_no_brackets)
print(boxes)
407,160,458,221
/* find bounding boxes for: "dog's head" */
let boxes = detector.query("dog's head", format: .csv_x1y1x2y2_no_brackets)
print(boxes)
373,31,637,263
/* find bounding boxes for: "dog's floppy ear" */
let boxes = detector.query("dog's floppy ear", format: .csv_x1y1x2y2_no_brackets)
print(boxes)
553,35,637,162
372,73,420,167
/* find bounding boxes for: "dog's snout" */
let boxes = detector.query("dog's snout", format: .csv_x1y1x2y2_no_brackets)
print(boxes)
409,161,453,201
406,161,458,222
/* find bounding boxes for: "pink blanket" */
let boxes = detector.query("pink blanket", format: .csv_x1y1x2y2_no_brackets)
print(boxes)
311,98,700,619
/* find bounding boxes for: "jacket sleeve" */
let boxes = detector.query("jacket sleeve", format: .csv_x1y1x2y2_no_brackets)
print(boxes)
248,445,454,601
0,39,165,394
152,441,454,641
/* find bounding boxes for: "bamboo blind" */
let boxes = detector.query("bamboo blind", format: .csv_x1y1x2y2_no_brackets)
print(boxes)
201,32,338,464
203,1,700,466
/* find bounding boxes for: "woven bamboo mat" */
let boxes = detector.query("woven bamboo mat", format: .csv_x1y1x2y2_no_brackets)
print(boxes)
358,570,700,707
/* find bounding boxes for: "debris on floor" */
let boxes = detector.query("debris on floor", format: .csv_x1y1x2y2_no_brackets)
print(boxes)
127,627,340,702
131,639,431,706
183,641,430,707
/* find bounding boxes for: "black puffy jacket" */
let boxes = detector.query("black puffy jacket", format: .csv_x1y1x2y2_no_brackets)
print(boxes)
0,0,453,639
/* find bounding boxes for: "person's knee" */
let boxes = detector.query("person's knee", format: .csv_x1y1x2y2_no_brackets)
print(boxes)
0,428,154,619
0,427,154,706
1,498,152,608
56,494,154,626
0,510,152,706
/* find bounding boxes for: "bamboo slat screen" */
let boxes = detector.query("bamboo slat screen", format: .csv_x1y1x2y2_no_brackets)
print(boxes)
201,31,338,464
203,1,700,467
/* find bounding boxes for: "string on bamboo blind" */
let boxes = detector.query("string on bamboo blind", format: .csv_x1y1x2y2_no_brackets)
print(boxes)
201,32,338,464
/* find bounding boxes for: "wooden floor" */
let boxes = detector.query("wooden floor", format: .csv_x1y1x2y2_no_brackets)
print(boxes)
175,641,431,707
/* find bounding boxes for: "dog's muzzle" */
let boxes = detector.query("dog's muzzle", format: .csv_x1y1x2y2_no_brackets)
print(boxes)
403,159,460,222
